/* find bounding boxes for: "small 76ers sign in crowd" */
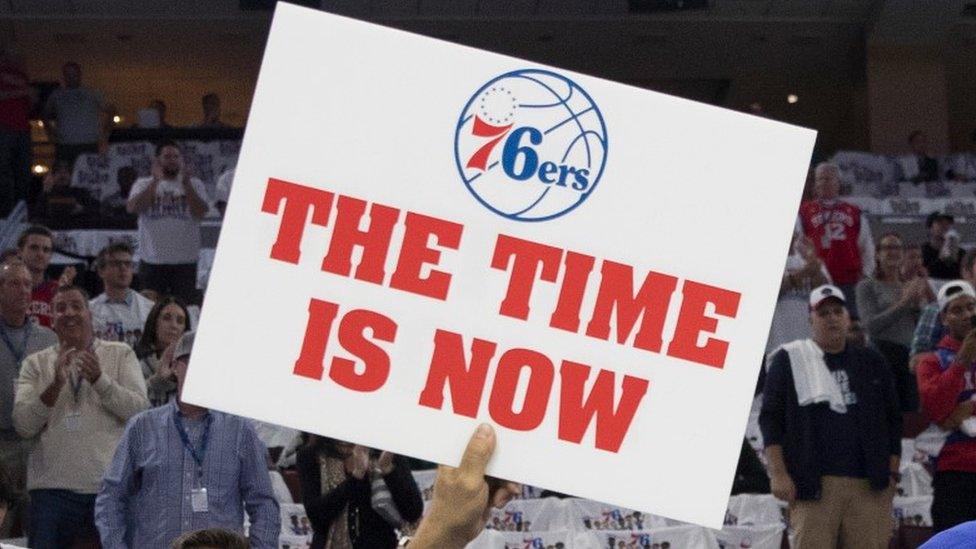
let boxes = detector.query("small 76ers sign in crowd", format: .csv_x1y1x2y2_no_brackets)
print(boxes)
185,2,815,528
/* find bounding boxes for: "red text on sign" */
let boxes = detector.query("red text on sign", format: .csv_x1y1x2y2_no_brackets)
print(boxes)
261,178,464,300
490,235,742,369
294,298,398,392
418,329,649,452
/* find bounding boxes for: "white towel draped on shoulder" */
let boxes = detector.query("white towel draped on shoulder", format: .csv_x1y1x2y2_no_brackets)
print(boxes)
773,339,848,414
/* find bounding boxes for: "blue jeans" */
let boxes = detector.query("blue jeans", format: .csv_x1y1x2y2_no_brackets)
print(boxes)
28,489,98,549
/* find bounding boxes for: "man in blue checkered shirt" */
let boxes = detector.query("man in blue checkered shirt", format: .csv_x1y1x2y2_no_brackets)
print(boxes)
94,331,280,548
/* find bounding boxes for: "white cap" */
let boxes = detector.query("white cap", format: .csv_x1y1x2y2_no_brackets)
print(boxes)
809,284,846,309
937,280,976,312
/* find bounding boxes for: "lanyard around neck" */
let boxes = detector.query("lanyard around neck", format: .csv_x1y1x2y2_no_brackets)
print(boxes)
174,409,213,479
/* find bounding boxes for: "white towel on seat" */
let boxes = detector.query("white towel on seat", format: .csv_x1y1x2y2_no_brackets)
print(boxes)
778,339,847,414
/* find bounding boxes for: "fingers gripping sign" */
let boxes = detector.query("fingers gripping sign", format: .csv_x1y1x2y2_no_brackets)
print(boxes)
411,424,521,549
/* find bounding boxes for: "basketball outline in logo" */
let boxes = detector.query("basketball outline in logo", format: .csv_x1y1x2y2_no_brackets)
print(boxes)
453,69,609,222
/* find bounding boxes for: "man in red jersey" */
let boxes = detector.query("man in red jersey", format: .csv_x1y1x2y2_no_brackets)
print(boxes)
16,225,75,327
797,162,875,317
916,280,976,533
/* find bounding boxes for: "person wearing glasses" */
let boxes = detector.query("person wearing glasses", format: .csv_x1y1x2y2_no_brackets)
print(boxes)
89,243,155,348
856,232,932,412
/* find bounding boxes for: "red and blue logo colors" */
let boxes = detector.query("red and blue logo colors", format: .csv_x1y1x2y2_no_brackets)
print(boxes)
454,69,608,222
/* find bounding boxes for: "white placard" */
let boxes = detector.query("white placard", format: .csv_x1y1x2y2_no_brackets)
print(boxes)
185,2,816,528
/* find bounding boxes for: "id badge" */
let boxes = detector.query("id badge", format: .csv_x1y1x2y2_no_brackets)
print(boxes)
64,412,81,432
191,487,209,513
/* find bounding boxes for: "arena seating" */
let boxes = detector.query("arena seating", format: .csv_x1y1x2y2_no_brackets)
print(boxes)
5,142,971,548
830,150,976,248
70,140,240,207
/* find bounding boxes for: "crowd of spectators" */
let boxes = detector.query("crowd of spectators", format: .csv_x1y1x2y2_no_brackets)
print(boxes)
5,49,976,549
0,56,238,226
760,160,976,547
0,152,971,546
0,214,516,548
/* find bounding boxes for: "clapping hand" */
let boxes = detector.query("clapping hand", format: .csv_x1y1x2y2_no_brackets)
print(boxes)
54,346,76,386
58,266,77,287
376,451,395,476
345,445,370,480
76,349,101,383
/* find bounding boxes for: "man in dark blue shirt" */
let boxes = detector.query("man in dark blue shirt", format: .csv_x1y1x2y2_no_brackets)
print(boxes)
761,284,901,548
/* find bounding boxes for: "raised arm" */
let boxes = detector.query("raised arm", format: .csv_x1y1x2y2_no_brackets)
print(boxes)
14,350,68,438
858,214,875,278
83,348,149,422
126,174,160,215
297,444,363,534
182,175,209,219
381,455,424,524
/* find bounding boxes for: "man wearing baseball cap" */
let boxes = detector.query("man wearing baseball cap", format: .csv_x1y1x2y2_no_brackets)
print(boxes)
95,331,280,547
916,280,976,532
761,284,901,548
909,249,976,370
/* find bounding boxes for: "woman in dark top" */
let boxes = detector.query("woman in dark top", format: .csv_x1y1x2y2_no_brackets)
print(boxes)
133,296,191,407
297,435,424,549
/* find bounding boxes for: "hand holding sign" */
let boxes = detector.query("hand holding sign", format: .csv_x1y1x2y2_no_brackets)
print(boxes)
412,424,521,549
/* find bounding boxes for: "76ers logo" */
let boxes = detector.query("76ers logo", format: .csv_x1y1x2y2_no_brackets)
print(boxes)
454,69,608,222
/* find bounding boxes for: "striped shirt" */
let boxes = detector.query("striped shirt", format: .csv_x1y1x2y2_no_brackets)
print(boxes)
94,401,280,548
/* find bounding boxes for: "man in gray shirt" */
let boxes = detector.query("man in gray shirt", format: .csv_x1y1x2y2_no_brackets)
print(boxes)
42,62,109,167
0,260,57,537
